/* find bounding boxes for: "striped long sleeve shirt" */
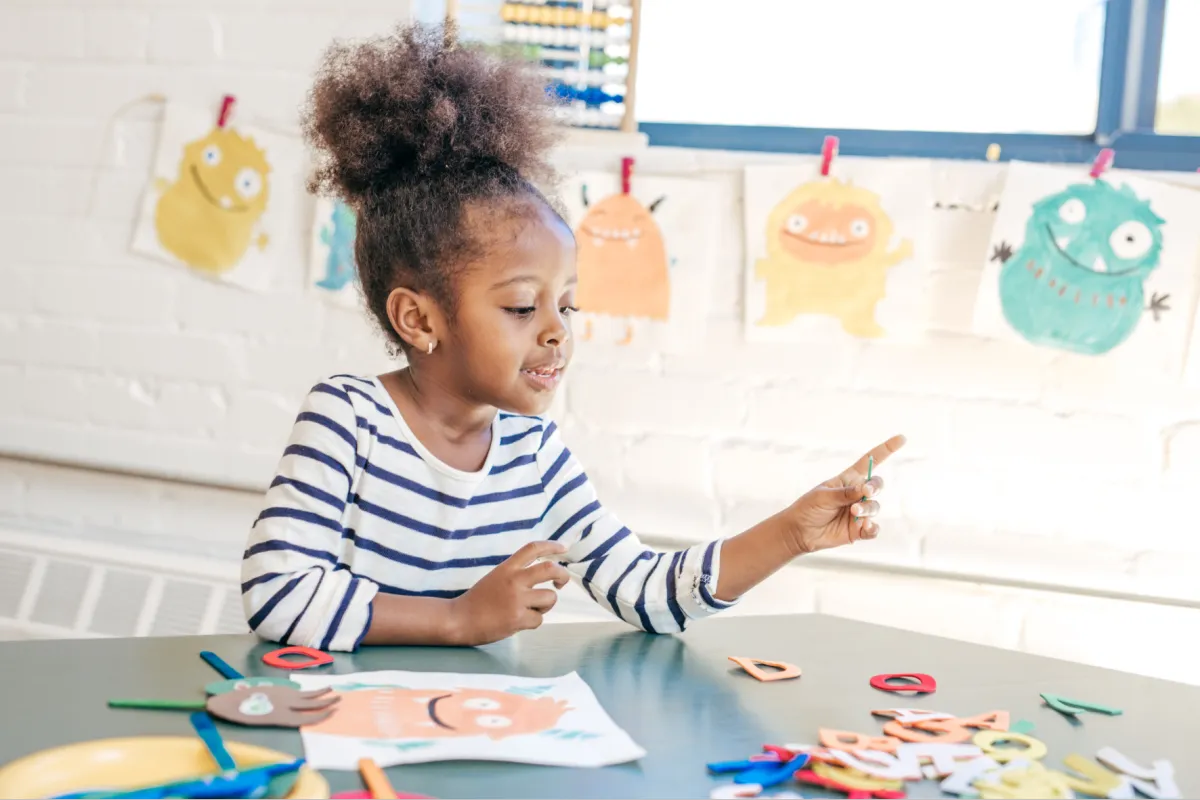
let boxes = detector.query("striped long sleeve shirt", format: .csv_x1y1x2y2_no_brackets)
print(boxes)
240,374,736,651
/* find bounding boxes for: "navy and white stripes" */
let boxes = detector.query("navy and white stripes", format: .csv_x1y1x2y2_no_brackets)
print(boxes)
241,375,735,651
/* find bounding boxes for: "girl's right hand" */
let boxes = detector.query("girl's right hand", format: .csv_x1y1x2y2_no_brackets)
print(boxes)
449,540,571,645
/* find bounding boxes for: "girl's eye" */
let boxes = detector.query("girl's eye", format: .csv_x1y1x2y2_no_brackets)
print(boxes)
505,306,536,317
561,305,579,316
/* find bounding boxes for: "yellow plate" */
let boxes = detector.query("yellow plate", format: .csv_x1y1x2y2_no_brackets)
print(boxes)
0,736,329,799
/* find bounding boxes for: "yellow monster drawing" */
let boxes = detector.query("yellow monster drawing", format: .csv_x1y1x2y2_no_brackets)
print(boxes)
755,178,912,338
153,124,271,274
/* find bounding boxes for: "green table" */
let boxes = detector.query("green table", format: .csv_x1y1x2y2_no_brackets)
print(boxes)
0,614,1195,798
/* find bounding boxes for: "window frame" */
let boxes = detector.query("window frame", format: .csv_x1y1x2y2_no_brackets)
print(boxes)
636,0,1200,173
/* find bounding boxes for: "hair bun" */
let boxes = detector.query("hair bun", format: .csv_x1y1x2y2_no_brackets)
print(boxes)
302,21,561,205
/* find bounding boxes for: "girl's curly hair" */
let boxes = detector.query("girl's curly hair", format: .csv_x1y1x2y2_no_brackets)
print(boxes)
301,21,563,349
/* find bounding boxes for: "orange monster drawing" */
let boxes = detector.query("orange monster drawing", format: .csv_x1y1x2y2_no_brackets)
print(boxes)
574,158,670,345
304,687,571,740
755,178,913,338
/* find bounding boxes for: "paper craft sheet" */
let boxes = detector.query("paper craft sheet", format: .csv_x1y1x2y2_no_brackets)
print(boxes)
309,196,362,308
973,160,1200,377
131,101,306,291
292,670,646,769
743,158,935,343
556,170,719,352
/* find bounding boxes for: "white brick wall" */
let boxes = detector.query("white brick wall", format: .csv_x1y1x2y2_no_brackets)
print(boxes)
1,0,1199,684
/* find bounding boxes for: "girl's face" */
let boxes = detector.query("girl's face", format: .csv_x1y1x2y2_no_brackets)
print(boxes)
444,202,578,416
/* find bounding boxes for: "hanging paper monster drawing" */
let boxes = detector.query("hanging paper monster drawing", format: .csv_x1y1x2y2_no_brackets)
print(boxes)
574,158,669,344
992,179,1166,355
291,670,646,770
756,179,911,337
974,161,1200,376
556,162,719,353
743,160,934,343
153,126,269,271
132,100,306,292
308,196,361,307
316,199,357,290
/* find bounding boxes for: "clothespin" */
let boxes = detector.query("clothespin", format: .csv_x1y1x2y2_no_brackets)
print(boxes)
217,94,236,128
986,143,1001,162
1089,147,1114,179
820,135,838,177
620,156,634,195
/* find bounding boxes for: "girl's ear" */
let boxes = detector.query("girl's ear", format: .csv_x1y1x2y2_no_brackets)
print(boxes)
385,287,440,353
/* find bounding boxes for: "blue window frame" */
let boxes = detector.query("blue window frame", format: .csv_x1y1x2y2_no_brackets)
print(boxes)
637,0,1200,173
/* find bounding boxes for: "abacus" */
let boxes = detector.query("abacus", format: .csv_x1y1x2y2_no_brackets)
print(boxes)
449,0,642,133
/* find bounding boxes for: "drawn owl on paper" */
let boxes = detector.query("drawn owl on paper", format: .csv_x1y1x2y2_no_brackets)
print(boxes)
304,687,570,740
994,180,1167,355
153,125,271,273
755,178,912,338
574,184,669,345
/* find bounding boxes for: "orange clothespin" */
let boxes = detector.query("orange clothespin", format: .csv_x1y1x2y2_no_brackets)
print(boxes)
217,94,236,128
1089,147,1114,179
820,135,838,176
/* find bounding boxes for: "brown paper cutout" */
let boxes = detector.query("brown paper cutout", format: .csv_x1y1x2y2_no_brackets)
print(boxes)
818,728,901,754
727,656,801,682
205,683,339,728
883,718,973,744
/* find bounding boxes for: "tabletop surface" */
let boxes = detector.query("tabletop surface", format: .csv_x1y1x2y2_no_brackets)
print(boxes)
0,613,1195,799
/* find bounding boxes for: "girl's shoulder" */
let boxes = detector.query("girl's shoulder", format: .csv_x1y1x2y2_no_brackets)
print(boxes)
496,411,555,447
304,373,395,421
494,413,573,477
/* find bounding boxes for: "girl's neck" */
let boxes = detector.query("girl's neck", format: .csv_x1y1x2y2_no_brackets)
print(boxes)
380,367,496,472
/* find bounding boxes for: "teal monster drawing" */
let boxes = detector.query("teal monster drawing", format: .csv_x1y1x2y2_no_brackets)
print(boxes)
316,199,357,291
993,179,1170,355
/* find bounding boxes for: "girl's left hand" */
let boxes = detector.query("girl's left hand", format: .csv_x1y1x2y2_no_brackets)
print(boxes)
785,435,906,555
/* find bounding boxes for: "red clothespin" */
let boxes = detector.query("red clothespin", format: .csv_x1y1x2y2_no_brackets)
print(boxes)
820,135,839,177
217,94,236,128
1089,147,1114,179
620,156,634,195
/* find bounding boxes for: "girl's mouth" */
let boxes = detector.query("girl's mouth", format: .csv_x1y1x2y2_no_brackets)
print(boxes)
521,365,564,391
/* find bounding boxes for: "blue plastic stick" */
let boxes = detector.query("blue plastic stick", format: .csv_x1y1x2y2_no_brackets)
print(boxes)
734,755,810,787
707,758,767,774
189,712,237,773
199,651,242,680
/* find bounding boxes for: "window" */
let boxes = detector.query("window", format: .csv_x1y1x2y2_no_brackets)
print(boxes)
638,0,1106,135
1154,0,1200,134
634,0,1200,172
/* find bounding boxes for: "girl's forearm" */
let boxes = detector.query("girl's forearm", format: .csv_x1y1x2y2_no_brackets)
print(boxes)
711,510,803,603
359,593,467,646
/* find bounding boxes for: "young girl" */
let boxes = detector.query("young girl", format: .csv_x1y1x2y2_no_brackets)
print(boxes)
241,22,905,652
